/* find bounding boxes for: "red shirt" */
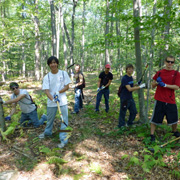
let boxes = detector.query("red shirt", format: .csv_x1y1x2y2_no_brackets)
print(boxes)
153,69,180,104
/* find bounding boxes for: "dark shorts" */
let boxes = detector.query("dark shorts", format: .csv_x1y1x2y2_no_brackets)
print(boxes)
150,100,178,125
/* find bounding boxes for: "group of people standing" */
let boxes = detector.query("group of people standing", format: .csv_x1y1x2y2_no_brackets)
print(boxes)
2,55,180,149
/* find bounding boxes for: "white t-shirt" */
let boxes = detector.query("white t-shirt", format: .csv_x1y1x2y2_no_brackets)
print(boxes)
42,70,71,107
11,89,36,113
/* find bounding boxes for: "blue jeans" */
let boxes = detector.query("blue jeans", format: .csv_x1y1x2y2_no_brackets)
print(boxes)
118,99,137,127
44,105,69,145
20,110,46,128
74,88,83,113
95,88,109,112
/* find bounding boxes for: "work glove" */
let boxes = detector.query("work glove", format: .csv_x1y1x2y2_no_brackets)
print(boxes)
158,81,166,87
137,80,142,85
97,88,101,92
156,77,162,83
53,92,60,103
71,85,76,88
101,86,105,89
139,83,146,88
5,115,11,121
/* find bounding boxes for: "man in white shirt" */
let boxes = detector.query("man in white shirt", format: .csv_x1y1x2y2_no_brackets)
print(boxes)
39,56,71,149
3,82,47,127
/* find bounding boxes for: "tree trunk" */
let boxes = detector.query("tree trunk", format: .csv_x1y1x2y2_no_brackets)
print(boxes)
0,97,6,132
50,0,57,57
81,0,85,72
160,0,172,66
22,4,26,78
34,0,40,81
105,0,110,64
59,3,68,70
133,0,146,123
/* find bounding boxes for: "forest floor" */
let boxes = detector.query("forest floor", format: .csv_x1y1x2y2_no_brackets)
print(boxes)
0,72,180,180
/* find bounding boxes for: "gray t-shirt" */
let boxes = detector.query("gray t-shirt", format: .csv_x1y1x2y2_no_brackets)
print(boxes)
11,89,36,113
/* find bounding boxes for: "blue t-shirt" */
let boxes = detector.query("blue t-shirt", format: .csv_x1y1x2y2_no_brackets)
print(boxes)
120,75,134,101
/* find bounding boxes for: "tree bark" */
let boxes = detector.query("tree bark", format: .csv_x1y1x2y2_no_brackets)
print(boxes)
133,0,146,123
0,97,6,132
34,0,40,81
50,0,57,57
81,0,85,72
59,3,68,70
105,0,110,64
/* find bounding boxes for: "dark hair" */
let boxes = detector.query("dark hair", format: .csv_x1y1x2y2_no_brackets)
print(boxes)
165,55,175,61
126,64,134,71
75,64,81,68
47,56,59,66
10,82,19,89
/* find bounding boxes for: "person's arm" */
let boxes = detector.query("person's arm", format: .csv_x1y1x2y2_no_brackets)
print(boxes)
105,79,112,88
4,94,26,105
125,84,140,92
59,84,69,93
97,78,101,88
9,103,17,116
152,79,158,89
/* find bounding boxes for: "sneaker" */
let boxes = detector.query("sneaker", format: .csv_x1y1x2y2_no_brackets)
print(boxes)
57,143,65,148
71,111,79,114
150,134,155,142
38,133,52,139
172,131,180,137
39,133,45,139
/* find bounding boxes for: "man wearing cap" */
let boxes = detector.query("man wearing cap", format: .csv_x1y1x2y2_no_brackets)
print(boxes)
95,64,113,113
3,82,47,127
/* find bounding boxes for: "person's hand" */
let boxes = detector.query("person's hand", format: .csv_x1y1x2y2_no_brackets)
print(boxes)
5,115,11,121
158,81,166,87
139,83,146,88
156,77,162,83
97,88,101,92
101,86,105,89
53,93,60,103
71,85,76,88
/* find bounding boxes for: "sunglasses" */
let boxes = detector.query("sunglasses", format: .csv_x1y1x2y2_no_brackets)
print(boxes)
166,60,174,64
11,87,18,90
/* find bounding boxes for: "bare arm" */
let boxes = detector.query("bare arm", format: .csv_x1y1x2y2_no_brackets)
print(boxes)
98,78,101,88
9,103,17,116
105,80,112,88
45,84,70,101
125,84,140,92
4,94,26,105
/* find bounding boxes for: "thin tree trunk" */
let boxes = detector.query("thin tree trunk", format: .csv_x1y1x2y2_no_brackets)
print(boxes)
81,0,85,72
22,4,26,78
50,0,57,56
59,3,68,70
34,0,40,80
105,0,110,64
0,97,6,132
133,0,146,123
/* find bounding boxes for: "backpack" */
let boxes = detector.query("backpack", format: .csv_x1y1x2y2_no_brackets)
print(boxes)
76,72,86,89
117,84,122,97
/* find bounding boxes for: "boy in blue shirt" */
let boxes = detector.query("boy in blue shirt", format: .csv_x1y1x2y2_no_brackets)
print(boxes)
118,64,145,128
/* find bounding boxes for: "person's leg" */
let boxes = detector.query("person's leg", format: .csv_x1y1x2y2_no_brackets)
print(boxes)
166,103,180,137
20,113,29,127
44,107,57,135
59,105,68,146
39,114,47,125
104,89,109,112
127,99,137,126
118,100,127,127
95,90,103,112
79,90,83,109
28,110,41,128
74,88,81,113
